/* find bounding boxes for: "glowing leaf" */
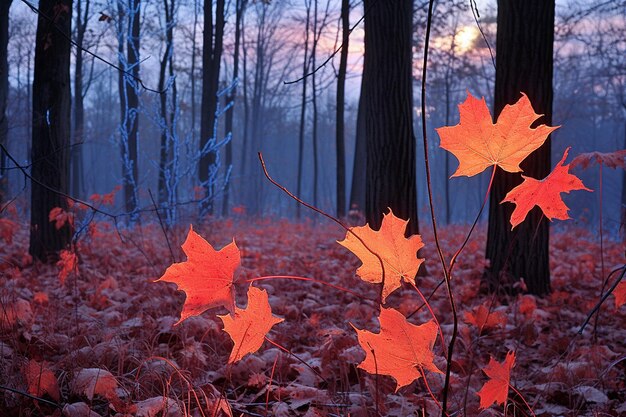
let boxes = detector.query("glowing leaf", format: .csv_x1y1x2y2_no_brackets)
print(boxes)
502,148,591,229
463,304,506,331
477,351,515,409
218,286,283,363
338,209,424,303
57,249,78,285
156,225,239,324
437,92,557,177
351,307,441,391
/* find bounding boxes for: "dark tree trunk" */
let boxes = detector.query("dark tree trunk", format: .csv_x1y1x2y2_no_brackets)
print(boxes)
363,0,419,235
30,0,73,261
222,0,246,216
72,0,89,199
311,0,319,208
621,119,626,242
349,75,366,215
484,0,555,296
0,0,11,204
296,0,311,219
335,0,349,218
158,0,175,204
199,0,225,214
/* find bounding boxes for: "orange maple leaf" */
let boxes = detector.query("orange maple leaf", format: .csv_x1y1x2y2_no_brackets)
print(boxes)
502,147,592,229
338,209,424,303
218,286,283,363
57,249,78,285
156,225,239,324
437,92,558,177
614,281,626,309
351,307,441,391
463,304,506,331
477,351,515,409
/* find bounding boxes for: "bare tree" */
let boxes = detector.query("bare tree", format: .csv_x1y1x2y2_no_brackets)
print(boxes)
484,0,555,296
30,0,73,260
0,0,12,204
199,0,225,214
335,0,349,218
363,0,420,235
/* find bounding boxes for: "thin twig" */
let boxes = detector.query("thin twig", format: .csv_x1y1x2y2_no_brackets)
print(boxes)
0,385,62,409
148,189,175,264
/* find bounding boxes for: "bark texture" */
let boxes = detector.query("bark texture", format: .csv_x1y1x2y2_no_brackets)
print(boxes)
30,0,73,260
0,0,12,203
484,0,555,295
363,0,419,235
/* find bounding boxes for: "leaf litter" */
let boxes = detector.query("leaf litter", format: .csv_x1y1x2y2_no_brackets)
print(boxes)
0,216,624,416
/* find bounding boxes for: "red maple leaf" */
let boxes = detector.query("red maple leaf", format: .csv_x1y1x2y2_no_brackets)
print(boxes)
463,303,506,331
218,286,283,363
351,307,441,391
155,226,240,324
614,281,626,309
49,207,74,230
338,209,424,303
57,249,78,285
23,360,60,402
502,147,591,229
477,351,516,409
570,149,626,170
437,92,557,177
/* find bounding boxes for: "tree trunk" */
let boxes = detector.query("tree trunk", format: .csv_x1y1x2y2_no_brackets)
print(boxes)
158,0,175,204
199,0,225,214
363,0,419,235
484,0,555,296
222,0,246,216
335,0,348,218
349,75,366,215
72,0,89,199
30,0,73,261
296,0,311,219
0,0,12,204
311,0,319,208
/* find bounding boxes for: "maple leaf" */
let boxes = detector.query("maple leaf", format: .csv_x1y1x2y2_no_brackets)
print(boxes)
57,249,78,285
463,304,506,331
477,351,515,409
570,149,626,170
338,209,424,303
614,281,626,309
48,207,74,230
351,307,441,391
156,225,239,324
502,148,592,229
23,360,60,402
437,92,558,177
218,286,283,363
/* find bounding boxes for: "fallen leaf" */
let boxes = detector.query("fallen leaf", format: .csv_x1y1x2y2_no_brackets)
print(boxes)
135,397,181,417
351,307,441,391
218,286,283,363
338,209,424,303
23,360,60,401
156,225,239,324
613,281,626,309
477,351,515,409
463,304,506,331
502,148,591,229
437,92,557,177
71,368,118,400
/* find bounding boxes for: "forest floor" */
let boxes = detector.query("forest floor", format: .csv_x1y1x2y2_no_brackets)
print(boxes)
0,213,625,417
